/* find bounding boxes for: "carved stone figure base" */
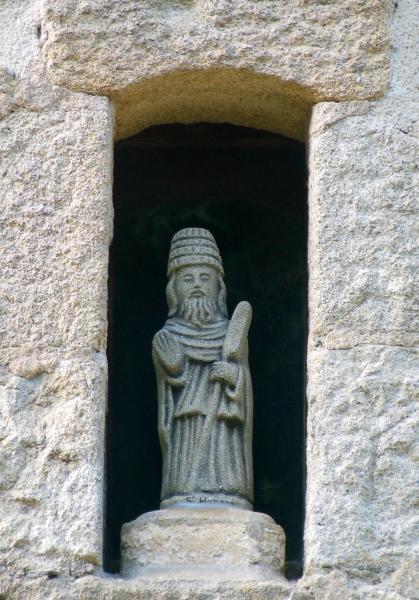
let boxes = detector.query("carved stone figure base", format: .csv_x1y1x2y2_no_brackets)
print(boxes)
121,508,285,581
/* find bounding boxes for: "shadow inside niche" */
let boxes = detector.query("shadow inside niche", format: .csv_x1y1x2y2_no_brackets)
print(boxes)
105,123,307,580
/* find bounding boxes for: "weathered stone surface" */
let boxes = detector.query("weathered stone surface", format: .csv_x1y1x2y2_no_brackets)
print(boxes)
305,346,418,578
308,97,419,350
302,15,419,594
0,356,107,578
0,575,79,600
42,0,389,98
0,4,113,577
0,84,113,361
294,567,417,600
389,0,419,97
1,0,417,599
121,508,285,580
42,0,389,140
110,68,313,142
77,574,293,600
0,1,41,76
390,556,419,599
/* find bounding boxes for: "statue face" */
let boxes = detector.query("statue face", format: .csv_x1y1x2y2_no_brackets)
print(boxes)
175,265,218,304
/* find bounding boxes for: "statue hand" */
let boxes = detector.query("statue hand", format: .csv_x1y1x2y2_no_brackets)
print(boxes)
153,330,184,375
210,361,238,387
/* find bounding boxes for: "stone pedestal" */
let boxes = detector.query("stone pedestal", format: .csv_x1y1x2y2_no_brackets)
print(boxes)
121,508,285,581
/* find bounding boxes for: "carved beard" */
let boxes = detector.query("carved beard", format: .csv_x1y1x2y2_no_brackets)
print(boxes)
179,296,217,327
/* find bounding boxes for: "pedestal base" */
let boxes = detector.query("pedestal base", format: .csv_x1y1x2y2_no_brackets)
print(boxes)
121,508,285,581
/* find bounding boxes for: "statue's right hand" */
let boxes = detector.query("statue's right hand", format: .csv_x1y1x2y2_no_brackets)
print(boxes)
153,330,184,375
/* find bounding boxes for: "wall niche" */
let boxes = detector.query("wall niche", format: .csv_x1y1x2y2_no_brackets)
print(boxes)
105,123,307,579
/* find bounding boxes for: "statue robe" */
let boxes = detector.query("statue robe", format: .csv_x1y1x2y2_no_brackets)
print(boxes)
153,317,253,507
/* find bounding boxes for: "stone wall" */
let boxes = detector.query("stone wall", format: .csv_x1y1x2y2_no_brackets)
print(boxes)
0,0,417,598
302,3,418,596
0,3,113,596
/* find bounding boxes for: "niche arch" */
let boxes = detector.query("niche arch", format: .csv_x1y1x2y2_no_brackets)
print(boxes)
112,68,312,142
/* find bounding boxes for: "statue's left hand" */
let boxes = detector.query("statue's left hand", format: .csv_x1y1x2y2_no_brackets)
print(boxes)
210,361,238,387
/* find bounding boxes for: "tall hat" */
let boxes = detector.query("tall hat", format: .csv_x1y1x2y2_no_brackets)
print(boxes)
167,228,224,276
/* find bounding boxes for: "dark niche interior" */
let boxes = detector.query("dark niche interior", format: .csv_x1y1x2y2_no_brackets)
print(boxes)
105,123,307,579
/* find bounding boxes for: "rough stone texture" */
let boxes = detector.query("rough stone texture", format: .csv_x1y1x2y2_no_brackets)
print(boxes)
1,0,418,598
0,1,41,76
0,357,107,580
293,566,419,600
121,508,285,580
0,89,113,360
389,0,419,97
308,98,418,351
301,1,419,591
41,0,390,140
0,576,79,600
77,575,294,600
305,347,418,574
0,1,113,592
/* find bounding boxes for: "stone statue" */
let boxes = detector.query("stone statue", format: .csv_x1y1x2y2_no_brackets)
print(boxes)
152,228,253,510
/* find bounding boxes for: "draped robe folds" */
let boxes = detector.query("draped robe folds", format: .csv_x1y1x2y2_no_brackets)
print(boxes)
153,317,253,507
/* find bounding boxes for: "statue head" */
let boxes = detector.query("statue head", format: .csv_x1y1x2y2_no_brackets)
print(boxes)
166,228,227,326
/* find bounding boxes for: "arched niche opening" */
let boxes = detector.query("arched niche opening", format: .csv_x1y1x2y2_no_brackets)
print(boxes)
105,123,307,580
112,69,312,142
